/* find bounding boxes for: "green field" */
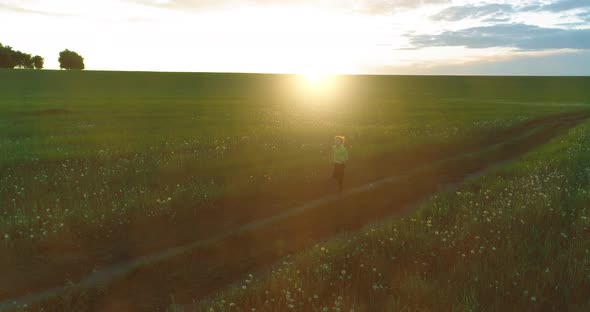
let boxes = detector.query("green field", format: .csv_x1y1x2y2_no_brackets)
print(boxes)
1,70,590,310
197,116,590,312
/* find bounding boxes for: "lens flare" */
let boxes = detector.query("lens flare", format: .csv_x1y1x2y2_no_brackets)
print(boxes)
303,73,326,85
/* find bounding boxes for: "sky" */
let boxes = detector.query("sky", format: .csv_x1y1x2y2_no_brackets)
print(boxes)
1,0,589,75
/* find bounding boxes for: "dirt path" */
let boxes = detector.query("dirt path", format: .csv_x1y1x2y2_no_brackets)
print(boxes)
2,111,589,311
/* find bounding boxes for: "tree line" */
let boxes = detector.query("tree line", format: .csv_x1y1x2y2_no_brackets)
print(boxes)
0,43,44,69
0,42,85,70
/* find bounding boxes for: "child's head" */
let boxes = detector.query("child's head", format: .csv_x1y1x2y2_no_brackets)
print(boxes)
334,136,345,145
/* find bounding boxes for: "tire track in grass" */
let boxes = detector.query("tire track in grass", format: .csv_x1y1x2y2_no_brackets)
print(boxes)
2,111,590,311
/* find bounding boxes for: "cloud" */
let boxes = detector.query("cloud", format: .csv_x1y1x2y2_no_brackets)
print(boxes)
131,0,450,14
0,3,72,17
353,0,449,14
578,10,590,21
539,0,590,12
431,0,590,22
423,49,590,76
482,17,511,23
362,48,590,75
431,3,514,21
409,23,590,50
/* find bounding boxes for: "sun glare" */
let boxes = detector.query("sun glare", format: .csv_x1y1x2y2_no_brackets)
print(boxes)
303,73,326,84
296,71,341,103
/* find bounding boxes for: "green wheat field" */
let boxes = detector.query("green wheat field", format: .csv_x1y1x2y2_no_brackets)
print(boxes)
1,70,589,311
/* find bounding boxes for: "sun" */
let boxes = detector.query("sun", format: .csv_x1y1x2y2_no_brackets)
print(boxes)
303,72,326,85
296,70,338,95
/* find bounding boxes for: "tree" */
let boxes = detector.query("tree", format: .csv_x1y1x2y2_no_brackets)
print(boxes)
0,43,14,68
14,51,33,69
58,49,84,70
0,42,42,69
32,55,44,69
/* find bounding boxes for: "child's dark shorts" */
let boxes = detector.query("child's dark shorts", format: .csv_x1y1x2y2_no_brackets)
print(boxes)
332,163,345,180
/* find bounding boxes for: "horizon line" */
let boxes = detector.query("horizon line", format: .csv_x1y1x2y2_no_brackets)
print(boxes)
1,68,589,78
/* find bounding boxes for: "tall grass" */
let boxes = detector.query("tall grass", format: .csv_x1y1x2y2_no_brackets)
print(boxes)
194,121,590,311
3,71,586,244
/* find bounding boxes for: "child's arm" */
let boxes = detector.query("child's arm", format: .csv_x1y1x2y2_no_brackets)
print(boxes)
330,146,334,163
